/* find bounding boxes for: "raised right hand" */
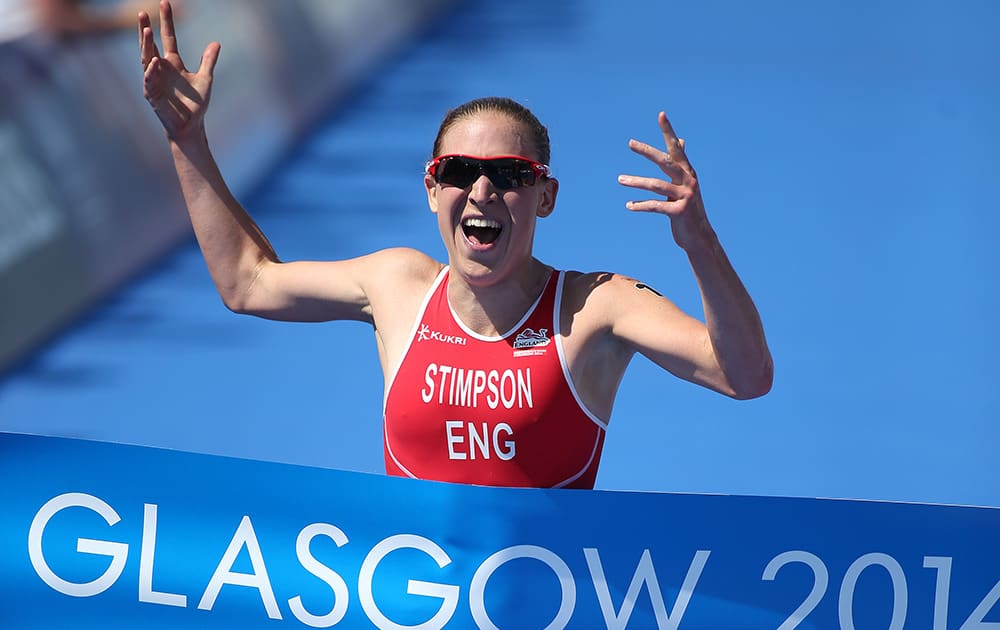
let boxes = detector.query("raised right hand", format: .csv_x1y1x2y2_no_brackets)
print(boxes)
139,1,220,142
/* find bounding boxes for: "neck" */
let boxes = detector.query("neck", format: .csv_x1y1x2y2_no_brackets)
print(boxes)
447,259,552,336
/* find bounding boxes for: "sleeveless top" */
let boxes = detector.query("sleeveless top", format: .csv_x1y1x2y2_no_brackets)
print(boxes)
382,267,608,488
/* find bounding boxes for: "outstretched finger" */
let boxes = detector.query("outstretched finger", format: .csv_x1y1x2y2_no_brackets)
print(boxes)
160,1,179,56
625,198,682,216
617,173,682,200
141,25,160,68
658,111,687,161
198,42,222,78
137,11,149,53
628,138,685,180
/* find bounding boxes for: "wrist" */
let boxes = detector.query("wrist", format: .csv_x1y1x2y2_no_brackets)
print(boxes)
169,127,210,155
671,212,716,252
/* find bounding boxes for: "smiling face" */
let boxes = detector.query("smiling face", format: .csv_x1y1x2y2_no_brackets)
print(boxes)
424,111,558,287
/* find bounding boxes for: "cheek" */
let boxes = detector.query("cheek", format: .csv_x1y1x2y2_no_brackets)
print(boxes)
504,192,541,222
434,187,462,208
435,192,466,224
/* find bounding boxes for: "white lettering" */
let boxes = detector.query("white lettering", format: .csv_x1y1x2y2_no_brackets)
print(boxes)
359,534,459,630
517,368,532,408
923,556,952,630
473,371,487,405
762,550,828,629
446,420,467,460
417,326,467,345
28,492,129,598
422,365,533,410
421,364,437,404
839,553,907,630
446,365,455,405
198,516,281,620
455,369,474,407
139,503,186,607
500,370,516,409
493,423,515,461
470,545,575,630
445,421,516,461
288,523,350,628
961,578,1000,629
586,548,709,630
469,422,490,460
486,371,500,409
444,420,465,459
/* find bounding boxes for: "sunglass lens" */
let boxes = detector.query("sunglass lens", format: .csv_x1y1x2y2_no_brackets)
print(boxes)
435,157,537,189
491,160,535,189
437,157,479,188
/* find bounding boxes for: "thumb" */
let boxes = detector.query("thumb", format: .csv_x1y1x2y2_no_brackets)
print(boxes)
198,42,221,77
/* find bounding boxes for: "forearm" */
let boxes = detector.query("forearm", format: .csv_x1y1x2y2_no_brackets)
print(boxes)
170,131,277,311
682,223,773,399
38,3,136,35
618,110,772,397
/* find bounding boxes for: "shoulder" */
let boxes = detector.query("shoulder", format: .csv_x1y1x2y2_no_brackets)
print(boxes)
363,246,438,268
560,269,668,308
361,247,444,309
559,270,684,331
363,248,443,286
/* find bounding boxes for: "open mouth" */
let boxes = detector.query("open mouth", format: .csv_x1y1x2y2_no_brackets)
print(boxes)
462,217,502,246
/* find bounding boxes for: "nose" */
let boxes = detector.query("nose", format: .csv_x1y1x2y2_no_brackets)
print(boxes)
468,174,498,207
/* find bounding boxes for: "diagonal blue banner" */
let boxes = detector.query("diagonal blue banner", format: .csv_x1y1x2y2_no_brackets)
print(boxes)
1,432,997,628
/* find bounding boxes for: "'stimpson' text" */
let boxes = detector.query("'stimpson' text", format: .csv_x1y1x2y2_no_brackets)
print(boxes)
421,364,533,410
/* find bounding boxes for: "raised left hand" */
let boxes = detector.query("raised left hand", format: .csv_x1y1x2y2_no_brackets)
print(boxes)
618,111,711,249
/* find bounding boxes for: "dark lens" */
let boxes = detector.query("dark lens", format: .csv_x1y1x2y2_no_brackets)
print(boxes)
489,160,520,189
486,159,536,189
436,157,480,188
435,157,537,190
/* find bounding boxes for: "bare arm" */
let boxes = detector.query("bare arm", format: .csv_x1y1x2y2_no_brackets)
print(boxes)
39,0,160,36
614,111,773,399
139,1,373,322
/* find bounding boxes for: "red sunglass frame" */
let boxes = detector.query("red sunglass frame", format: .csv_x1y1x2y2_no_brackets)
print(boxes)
424,154,553,183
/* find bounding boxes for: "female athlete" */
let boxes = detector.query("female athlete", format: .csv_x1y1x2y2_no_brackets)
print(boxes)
139,1,772,489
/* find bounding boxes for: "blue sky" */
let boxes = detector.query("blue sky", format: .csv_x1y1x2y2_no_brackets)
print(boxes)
2,0,998,507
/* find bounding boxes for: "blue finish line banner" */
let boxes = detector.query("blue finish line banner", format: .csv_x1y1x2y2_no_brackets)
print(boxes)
1,433,997,629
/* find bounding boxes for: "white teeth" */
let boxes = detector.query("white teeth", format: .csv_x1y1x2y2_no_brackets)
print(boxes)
463,217,501,229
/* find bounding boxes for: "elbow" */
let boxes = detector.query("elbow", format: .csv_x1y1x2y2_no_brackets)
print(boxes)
218,286,254,315
731,382,771,400
728,358,774,400
223,298,248,315
216,268,263,315
222,294,256,316
221,256,273,316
